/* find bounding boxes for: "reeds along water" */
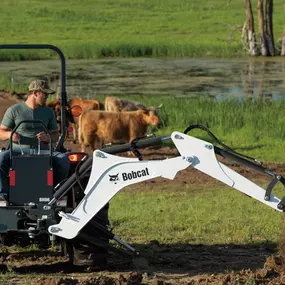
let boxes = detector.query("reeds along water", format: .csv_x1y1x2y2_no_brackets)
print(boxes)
157,98,285,140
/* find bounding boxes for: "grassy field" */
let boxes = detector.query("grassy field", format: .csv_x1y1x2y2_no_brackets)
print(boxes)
1,0,285,60
90,94,285,163
109,183,283,244
104,97,285,246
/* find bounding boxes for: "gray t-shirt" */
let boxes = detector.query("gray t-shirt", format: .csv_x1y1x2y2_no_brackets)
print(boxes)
1,102,58,150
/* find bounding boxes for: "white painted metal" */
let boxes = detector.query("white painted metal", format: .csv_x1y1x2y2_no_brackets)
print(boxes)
171,132,282,212
49,150,190,239
48,132,283,239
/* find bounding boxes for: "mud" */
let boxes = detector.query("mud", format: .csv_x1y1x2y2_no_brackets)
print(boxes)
1,93,285,284
0,242,285,284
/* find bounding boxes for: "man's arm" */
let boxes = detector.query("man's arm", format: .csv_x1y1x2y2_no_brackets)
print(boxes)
0,106,19,142
0,125,20,142
49,129,59,143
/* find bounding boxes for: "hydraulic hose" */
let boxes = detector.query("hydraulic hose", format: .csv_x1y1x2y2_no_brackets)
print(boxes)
49,135,168,205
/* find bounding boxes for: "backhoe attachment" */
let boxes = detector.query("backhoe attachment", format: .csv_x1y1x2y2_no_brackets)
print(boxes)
49,131,285,243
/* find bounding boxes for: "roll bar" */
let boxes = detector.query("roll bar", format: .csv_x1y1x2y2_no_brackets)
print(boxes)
0,44,67,151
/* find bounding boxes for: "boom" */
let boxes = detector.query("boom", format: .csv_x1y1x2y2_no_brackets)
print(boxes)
49,132,285,239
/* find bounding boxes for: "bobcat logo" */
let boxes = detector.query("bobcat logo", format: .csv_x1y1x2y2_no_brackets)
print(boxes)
109,173,119,184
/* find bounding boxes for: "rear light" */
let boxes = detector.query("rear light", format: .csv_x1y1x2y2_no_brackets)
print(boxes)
67,126,73,132
47,170,53,186
68,153,87,163
10,170,16,186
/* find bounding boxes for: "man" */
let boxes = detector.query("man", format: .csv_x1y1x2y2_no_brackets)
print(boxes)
0,79,70,194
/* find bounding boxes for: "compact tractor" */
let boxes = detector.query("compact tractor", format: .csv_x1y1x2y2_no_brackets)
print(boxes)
0,44,285,266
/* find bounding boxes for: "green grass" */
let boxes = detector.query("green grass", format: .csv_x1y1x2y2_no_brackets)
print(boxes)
0,73,27,93
95,95,285,162
109,183,283,244
1,0,284,59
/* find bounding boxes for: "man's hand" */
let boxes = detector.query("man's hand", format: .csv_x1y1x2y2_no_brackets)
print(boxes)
11,132,20,142
36,131,50,143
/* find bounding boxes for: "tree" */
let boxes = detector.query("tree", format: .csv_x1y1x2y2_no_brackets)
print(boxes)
265,0,275,55
244,0,259,56
257,0,268,55
244,0,277,56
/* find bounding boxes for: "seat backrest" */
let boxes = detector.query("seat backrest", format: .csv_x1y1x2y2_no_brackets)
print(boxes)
9,155,53,206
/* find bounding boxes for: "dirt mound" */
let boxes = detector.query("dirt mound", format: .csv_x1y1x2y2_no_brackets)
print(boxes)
1,242,285,284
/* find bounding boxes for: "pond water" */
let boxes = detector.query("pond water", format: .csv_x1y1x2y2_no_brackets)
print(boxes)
1,57,284,100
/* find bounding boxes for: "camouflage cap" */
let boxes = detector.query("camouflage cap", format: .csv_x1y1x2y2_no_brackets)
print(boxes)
28,79,55,94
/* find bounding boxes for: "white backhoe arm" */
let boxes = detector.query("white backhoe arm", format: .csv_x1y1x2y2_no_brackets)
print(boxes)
49,132,283,239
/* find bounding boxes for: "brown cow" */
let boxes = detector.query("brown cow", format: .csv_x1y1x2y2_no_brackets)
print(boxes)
104,96,162,112
78,109,160,152
46,98,74,133
105,96,146,112
68,97,104,143
48,97,104,143
69,97,104,111
47,97,103,111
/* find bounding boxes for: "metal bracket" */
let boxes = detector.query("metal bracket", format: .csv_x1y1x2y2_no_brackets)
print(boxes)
264,175,280,201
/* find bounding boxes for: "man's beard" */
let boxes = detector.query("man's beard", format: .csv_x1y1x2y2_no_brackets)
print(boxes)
38,100,47,107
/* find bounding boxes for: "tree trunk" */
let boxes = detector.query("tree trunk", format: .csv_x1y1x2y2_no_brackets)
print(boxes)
245,0,259,56
265,0,275,55
257,0,268,55
281,24,285,56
